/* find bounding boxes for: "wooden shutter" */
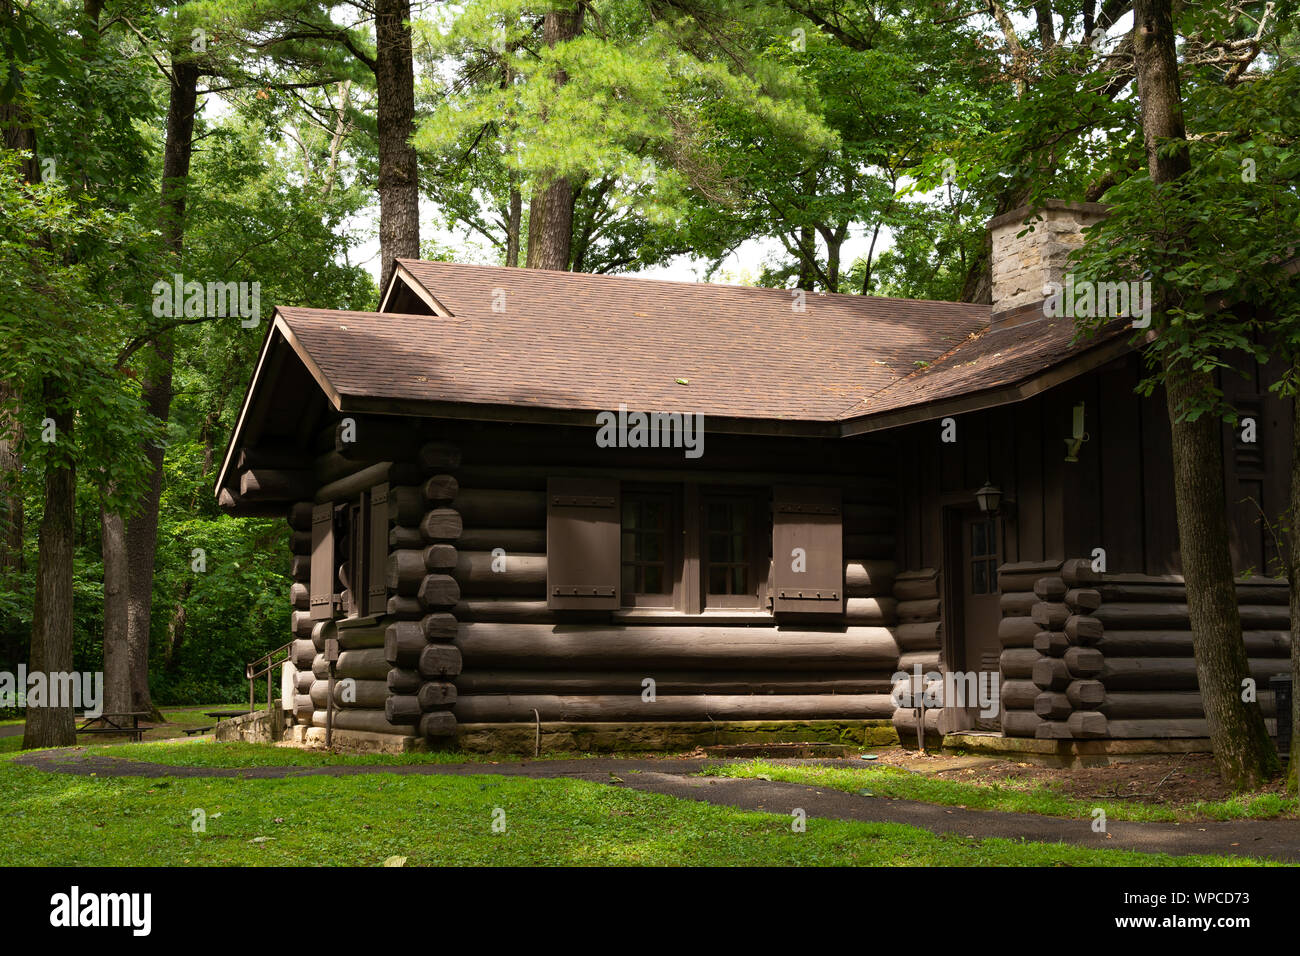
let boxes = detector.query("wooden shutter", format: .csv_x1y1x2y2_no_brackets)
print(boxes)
547,477,620,610
772,485,843,614
366,483,390,616
309,502,335,620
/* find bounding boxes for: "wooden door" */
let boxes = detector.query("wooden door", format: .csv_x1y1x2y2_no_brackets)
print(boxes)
960,514,1003,730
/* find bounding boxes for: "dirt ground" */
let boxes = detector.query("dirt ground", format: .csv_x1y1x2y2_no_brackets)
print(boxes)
866,747,1293,807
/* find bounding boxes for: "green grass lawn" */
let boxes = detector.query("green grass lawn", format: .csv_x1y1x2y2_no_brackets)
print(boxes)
703,760,1299,823
0,750,1271,867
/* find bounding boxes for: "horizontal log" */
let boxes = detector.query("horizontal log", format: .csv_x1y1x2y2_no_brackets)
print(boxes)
1094,603,1289,630
290,638,316,669
998,616,1039,648
1033,631,1069,657
1064,615,1103,644
845,560,896,597
386,595,423,620
288,501,314,531
335,648,391,681
1000,709,1044,738
388,667,422,695
420,508,462,542
1100,691,1277,719
294,695,313,720
844,533,894,560
1032,657,1071,691
1065,588,1102,612
295,671,315,695
1035,720,1073,739
418,681,458,710
418,644,464,679
420,711,457,738
1066,679,1106,709
892,569,938,602
1034,691,1072,720
454,550,546,596
389,486,425,526
897,598,939,623
291,555,311,582
1031,602,1069,630
385,621,427,668
423,474,459,504
845,597,898,626
1064,646,1104,678
1105,718,1229,739
289,530,312,555
894,620,940,652
424,543,458,573
421,612,458,642
454,623,900,671
418,574,461,609
1095,629,1291,658
892,706,944,743
1000,648,1041,680
290,582,309,611
417,441,462,473
998,560,1063,593
310,708,417,737
291,611,313,640
452,693,896,723
1094,582,1291,606
385,695,422,725
389,525,424,549
456,528,546,553
1060,558,1097,586
1032,576,1067,601
1001,679,1040,710
1101,657,1289,691
387,549,426,594
453,598,555,623
337,622,386,650
312,655,328,681
451,670,896,696
897,650,940,674
1000,592,1038,617
457,488,546,528
240,468,314,500
315,462,421,504
333,679,389,709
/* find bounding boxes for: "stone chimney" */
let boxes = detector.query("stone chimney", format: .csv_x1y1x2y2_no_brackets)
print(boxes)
986,199,1109,328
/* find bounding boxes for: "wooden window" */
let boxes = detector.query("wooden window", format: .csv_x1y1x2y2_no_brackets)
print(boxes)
771,485,843,614
969,516,998,595
546,477,621,610
621,490,677,607
701,492,764,609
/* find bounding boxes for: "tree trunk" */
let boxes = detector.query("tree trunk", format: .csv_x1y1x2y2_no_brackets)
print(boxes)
1136,0,1278,787
101,505,131,715
0,382,22,577
524,6,584,271
375,0,420,292
505,185,522,268
118,57,200,725
22,391,75,749
1289,392,1300,792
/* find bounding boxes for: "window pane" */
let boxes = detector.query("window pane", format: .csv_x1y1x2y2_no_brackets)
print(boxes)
971,521,986,556
621,565,635,596
623,501,637,529
730,566,747,595
708,567,727,594
643,565,664,594
972,560,987,594
621,532,635,561
642,533,662,561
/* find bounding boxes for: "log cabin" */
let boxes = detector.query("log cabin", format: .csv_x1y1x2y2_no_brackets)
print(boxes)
215,200,1294,753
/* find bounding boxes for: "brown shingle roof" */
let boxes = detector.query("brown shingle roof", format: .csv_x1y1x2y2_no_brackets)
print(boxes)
274,259,1127,425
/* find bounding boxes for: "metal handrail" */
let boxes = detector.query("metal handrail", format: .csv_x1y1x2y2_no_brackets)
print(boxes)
245,640,295,716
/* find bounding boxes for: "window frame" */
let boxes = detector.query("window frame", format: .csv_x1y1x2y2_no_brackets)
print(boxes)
619,484,682,609
698,487,768,610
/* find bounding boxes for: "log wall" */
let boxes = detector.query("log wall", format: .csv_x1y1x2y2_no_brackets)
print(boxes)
999,560,1062,738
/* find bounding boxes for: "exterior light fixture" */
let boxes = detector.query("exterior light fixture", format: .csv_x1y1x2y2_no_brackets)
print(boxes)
975,481,1002,515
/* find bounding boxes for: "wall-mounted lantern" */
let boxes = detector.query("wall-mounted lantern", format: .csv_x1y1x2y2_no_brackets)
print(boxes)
975,481,1003,515
1065,402,1090,462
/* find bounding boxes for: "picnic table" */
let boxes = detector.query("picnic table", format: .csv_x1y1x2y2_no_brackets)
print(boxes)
75,711,150,743
204,709,251,720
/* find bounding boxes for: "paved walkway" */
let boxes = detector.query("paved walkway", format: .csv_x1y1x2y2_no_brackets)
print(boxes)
14,748,1300,862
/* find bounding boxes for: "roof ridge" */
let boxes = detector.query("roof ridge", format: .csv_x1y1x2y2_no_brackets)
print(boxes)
396,258,992,311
